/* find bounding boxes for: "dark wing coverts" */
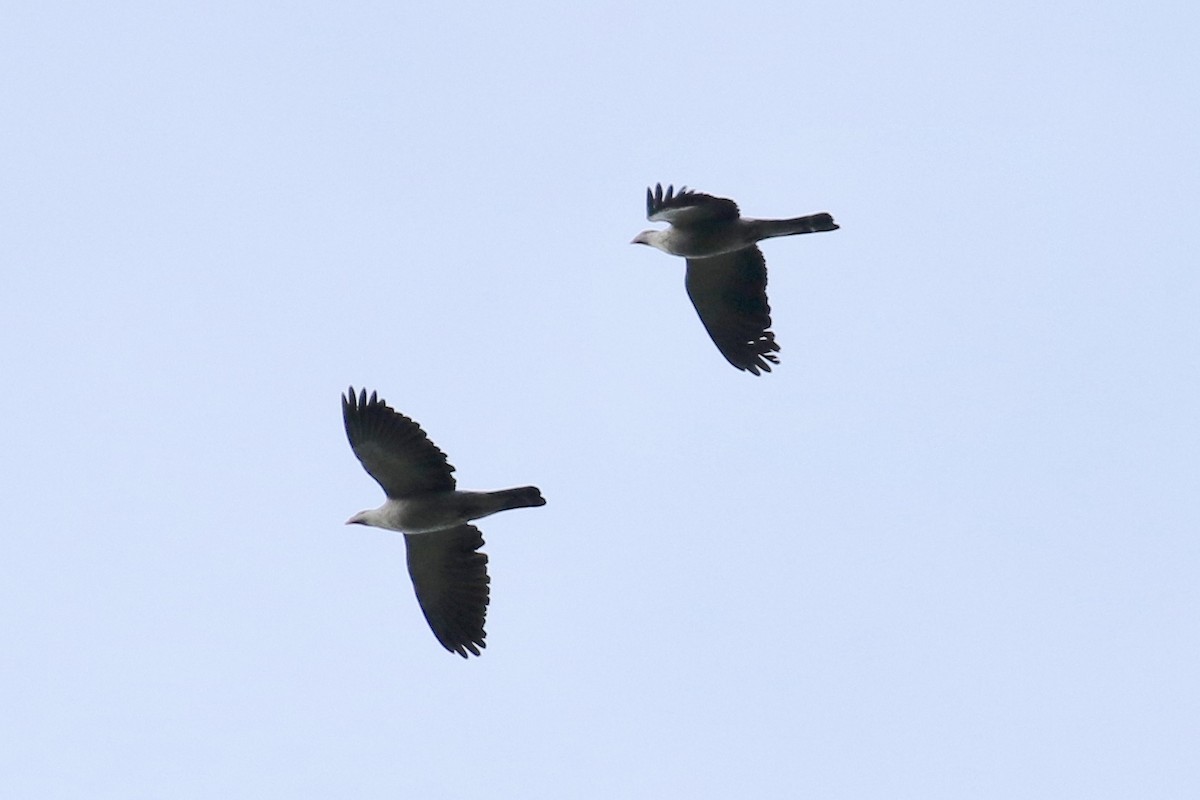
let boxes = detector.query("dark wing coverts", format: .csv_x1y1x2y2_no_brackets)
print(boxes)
685,248,780,374
405,524,490,658
646,183,740,227
342,387,456,498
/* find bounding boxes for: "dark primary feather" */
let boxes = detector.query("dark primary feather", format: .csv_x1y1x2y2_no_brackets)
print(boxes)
647,183,740,226
685,247,780,375
405,525,490,658
342,387,456,498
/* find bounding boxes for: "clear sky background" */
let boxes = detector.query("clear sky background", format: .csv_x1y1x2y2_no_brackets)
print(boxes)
3,2,1198,798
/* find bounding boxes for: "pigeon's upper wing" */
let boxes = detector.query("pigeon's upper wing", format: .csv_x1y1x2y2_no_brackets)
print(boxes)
343,387,456,498
647,183,740,228
684,247,781,375
405,525,490,658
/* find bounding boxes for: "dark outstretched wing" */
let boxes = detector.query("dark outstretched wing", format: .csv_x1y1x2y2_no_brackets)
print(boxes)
647,183,740,227
405,525,490,658
342,387,456,498
684,247,781,375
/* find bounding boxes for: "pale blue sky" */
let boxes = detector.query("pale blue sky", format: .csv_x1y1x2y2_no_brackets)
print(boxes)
3,2,1198,797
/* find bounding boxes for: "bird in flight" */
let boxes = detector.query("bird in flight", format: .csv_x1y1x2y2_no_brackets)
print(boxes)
342,387,546,657
632,183,838,375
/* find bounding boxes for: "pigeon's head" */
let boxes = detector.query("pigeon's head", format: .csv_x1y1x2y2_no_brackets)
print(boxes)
631,229,666,249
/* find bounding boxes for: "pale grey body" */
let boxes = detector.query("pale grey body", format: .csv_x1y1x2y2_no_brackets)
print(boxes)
632,216,821,259
342,387,545,657
347,489,544,534
632,183,839,375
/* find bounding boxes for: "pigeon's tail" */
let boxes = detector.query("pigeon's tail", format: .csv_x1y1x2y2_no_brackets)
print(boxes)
491,486,547,512
756,213,839,240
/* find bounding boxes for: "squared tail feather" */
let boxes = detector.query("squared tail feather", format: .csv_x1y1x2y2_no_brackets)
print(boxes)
758,213,839,239
495,486,546,511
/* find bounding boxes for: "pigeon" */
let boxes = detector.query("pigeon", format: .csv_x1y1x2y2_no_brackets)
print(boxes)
632,183,838,374
342,387,545,657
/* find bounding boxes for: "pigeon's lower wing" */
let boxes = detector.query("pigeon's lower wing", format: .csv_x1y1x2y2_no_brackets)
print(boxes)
404,525,490,657
684,247,780,375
